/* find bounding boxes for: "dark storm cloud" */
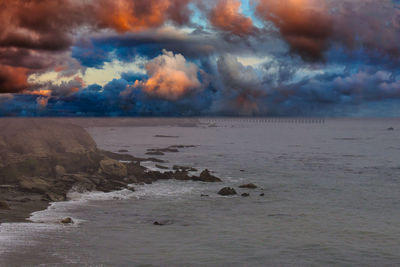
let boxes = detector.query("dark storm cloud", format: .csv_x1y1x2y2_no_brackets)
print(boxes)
1,0,400,116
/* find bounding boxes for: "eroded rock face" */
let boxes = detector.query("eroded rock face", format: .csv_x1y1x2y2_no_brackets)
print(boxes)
18,177,51,194
99,159,128,179
55,165,66,178
218,187,237,196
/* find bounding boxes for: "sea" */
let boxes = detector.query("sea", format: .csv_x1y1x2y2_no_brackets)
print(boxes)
1,118,400,266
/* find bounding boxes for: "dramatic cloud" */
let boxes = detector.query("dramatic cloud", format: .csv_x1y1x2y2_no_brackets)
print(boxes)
95,0,192,32
134,50,202,101
0,65,30,93
1,0,400,116
210,0,254,36
256,0,333,61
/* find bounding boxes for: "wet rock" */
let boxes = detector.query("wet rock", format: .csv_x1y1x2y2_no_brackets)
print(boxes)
125,162,146,177
69,173,94,184
118,149,129,153
156,164,169,170
143,178,153,185
124,176,138,184
169,145,196,148
46,192,66,202
154,135,179,138
153,220,173,226
173,171,191,181
200,194,209,197
241,193,250,197
239,183,258,189
71,181,96,193
99,159,127,178
18,177,51,194
145,158,167,163
146,151,165,156
218,187,237,196
89,176,102,185
193,169,222,183
126,185,135,192
260,193,265,196
240,170,245,172
101,150,137,161
143,171,172,182
61,217,74,224
0,200,10,210
147,147,179,153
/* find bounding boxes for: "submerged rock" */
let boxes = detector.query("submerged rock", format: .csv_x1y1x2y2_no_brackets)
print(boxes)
241,193,250,197
0,200,10,210
260,193,265,196
387,127,395,131
218,187,237,196
146,151,165,156
147,147,179,153
153,220,173,226
61,217,74,224
239,183,258,189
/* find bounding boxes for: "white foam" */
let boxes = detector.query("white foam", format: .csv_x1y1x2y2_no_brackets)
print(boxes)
134,181,197,199
29,188,136,224
0,180,210,258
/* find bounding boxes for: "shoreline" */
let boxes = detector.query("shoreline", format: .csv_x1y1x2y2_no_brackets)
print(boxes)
0,150,221,224
0,119,221,224
0,119,221,225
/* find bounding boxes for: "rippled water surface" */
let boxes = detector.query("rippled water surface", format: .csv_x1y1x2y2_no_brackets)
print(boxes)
1,118,400,266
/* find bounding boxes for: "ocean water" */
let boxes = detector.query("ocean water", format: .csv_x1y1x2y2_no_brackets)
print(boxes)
1,118,400,266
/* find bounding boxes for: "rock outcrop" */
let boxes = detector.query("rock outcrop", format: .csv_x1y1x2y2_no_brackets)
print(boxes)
218,187,237,196
99,159,128,178
193,169,222,182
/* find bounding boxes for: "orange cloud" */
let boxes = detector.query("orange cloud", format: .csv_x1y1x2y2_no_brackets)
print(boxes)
27,90,51,97
210,0,254,36
256,0,333,61
96,0,191,33
135,50,201,100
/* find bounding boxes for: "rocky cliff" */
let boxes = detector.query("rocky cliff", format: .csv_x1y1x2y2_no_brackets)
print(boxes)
0,119,220,222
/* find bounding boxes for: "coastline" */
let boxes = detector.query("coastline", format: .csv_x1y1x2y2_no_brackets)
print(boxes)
0,118,220,224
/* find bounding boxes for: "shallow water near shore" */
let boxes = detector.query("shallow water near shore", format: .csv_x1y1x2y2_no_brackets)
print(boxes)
1,118,400,266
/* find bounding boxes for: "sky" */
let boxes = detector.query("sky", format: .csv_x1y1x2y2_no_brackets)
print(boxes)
1,0,400,117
